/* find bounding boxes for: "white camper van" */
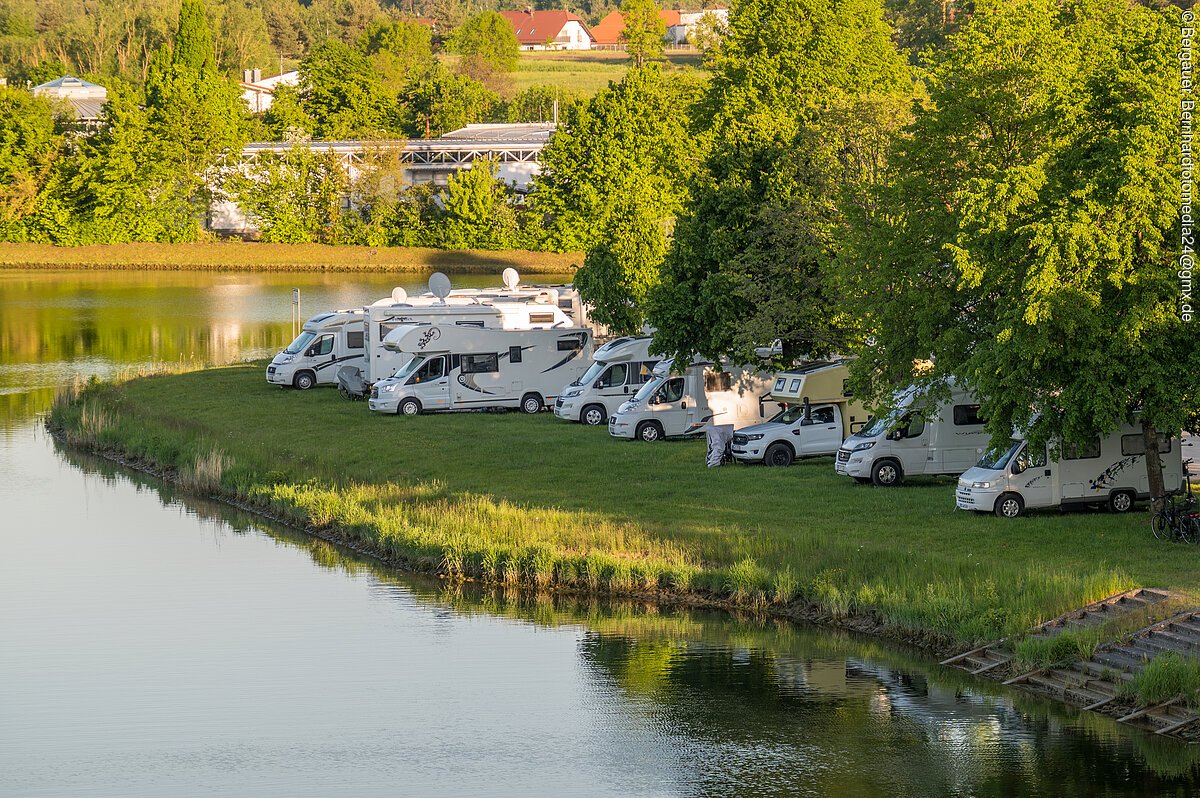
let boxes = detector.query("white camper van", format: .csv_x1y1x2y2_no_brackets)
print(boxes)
367,324,593,415
364,300,573,385
956,424,1184,518
267,309,368,390
553,336,662,426
608,359,774,442
834,384,990,485
731,360,871,466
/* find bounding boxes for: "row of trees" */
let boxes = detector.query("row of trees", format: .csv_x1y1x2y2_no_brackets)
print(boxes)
551,0,1194,500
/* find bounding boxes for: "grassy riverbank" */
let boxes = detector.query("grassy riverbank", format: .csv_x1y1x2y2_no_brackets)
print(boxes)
0,243,581,273
48,364,1200,650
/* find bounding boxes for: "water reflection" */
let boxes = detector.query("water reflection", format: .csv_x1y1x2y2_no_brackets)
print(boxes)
43,440,1200,797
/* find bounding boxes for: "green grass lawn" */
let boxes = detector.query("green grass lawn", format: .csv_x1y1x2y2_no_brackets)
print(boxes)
50,364,1200,648
511,50,706,96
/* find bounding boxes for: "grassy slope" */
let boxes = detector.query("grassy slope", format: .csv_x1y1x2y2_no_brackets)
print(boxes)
0,242,581,273
511,50,705,95
51,364,1200,648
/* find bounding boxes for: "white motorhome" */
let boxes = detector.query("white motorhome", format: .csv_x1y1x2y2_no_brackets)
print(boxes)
731,360,871,467
367,324,593,415
365,300,574,385
955,424,1184,518
267,309,368,390
608,359,774,442
834,384,990,485
553,336,662,426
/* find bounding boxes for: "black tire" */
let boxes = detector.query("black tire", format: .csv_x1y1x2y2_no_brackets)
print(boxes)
764,442,794,467
636,421,664,443
871,459,902,486
581,404,607,426
293,371,316,390
399,398,421,417
1108,490,1135,513
1151,511,1172,541
994,493,1025,518
521,393,543,414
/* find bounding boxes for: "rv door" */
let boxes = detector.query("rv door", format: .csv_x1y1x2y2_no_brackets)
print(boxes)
407,355,450,409
1011,444,1054,509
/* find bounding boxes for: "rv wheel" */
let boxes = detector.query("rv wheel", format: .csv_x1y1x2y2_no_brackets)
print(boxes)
521,393,543,414
994,493,1025,518
293,371,316,391
581,405,607,426
399,398,422,416
1108,490,1135,513
636,421,663,443
764,442,794,467
871,459,902,486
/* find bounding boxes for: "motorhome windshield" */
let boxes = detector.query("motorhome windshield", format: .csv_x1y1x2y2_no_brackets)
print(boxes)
392,356,426,382
633,376,664,403
855,414,895,438
573,361,606,387
770,405,809,424
284,331,316,355
977,440,1022,470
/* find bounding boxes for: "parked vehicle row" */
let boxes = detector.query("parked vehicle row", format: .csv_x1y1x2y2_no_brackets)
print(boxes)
267,273,1186,519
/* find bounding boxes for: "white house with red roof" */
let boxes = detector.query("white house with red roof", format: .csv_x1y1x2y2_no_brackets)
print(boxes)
499,10,593,50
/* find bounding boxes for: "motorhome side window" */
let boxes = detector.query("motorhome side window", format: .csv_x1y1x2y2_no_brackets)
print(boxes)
310,336,333,356
789,379,802,393
1120,434,1172,455
529,313,556,325
509,346,522,363
706,372,732,392
456,320,485,328
1063,438,1102,460
346,331,364,349
952,404,985,426
556,338,582,351
599,363,627,387
409,357,445,383
901,413,926,438
774,377,787,392
842,379,853,398
462,354,499,374
660,378,685,403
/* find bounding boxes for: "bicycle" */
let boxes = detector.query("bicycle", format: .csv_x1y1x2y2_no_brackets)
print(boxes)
1151,466,1199,543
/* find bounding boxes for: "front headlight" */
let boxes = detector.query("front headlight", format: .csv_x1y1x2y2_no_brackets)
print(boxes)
851,440,876,452
278,354,295,364
971,481,991,489
564,388,583,398
381,383,398,393
745,433,764,441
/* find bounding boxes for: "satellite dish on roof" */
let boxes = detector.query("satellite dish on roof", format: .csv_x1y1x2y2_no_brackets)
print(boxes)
428,272,452,303
502,268,520,291
390,287,408,304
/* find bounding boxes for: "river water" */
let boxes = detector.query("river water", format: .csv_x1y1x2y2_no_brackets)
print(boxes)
2,269,1198,796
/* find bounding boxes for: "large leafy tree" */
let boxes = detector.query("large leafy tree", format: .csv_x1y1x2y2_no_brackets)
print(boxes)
226,145,349,243
400,64,499,138
845,0,1196,503
0,88,63,236
620,0,666,68
646,0,910,364
530,64,701,253
450,12,519,73
360,19,435,92
300,39,400,138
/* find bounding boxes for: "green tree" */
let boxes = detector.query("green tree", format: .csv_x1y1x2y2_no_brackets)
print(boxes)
647,0,909,364
844,0,1196,504
450,12,519,73
574,192,668,334
300,39,399,138
360,20,435,92
225,145,349,242
435,157,520,249
620,0,665,67
0,88,63,237
174,0,215,71
263,84,314,139
503,85,582,123
530,64,701,253
400,64,499,138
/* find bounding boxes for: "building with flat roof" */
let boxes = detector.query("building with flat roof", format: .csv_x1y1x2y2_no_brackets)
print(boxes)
31,75,107,128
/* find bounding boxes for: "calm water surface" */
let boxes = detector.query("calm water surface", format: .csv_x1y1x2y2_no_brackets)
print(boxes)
2,269,1199,796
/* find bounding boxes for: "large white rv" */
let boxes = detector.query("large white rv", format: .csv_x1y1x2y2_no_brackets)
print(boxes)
608,359,774,442
553,336,662,426
365,300,574,385
956,424,1184,517
731,360,870,466
367,324,593,415
834,383,989,485
267,309,368,390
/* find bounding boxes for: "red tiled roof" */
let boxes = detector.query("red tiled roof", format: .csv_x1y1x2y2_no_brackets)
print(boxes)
499,10,592,45
589,9,682,45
